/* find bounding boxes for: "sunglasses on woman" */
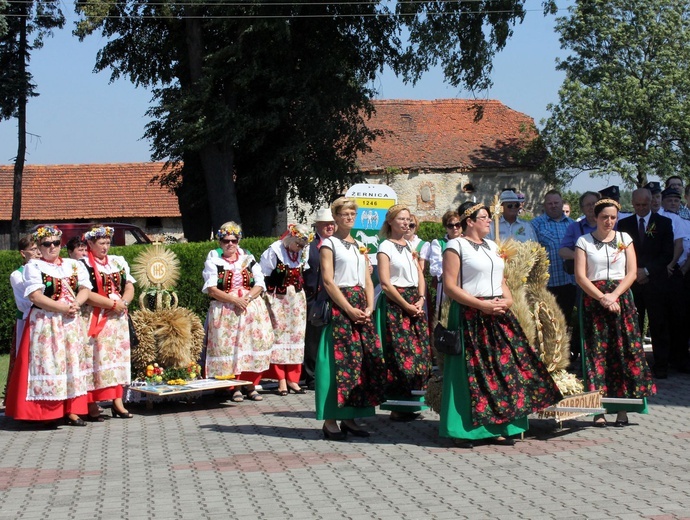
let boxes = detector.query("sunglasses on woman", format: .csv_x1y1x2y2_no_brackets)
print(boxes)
408,224,416,229
503,203,520,209
446,223,462,229
220,238,239,244
41,240,61,248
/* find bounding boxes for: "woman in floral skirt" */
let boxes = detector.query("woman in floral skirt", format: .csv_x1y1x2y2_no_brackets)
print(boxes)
82,225,136,420
375,205,432,422
5,226,93,427
574,198,656,427
315,197,387,440
439,202,562,448
260,223,312,396
202,222,274,402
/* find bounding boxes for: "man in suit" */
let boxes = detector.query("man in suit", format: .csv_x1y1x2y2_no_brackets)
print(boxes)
618,188,674,378
301,208,336,389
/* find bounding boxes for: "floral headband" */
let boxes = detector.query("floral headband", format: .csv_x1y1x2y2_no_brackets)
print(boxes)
459,203,485,221
217,223,242,240
287,224,314,244
595,198,621,210
84,226,115,241
33,226,62,241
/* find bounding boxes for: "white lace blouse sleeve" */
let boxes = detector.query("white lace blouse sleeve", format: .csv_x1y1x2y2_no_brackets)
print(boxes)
259,242,279,276
22,261,45,297
202,258,219,294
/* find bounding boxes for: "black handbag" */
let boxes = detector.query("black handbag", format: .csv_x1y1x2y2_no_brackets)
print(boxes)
308,292,331,327
433,322,462,355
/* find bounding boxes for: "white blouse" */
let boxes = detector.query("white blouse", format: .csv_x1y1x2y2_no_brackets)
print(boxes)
23,258,93,298
321,237,367,288
575,232,632,281
10,268,32,318
259,240,310,275
377,239,419,288
445,238,505,297
81,255,136,282
202,248,266,293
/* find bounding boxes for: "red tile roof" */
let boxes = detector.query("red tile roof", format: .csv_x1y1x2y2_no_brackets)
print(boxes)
360,99,543,171
0,162,180,220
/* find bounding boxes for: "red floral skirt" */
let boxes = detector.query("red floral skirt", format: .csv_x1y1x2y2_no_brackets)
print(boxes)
460,302,562,427
580,280,656,399
331,286,387,408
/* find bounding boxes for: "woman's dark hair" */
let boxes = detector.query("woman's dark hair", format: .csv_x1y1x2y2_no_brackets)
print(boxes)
593,199,620,217
18,234,34,251
457,201,491,232
66,235,87,252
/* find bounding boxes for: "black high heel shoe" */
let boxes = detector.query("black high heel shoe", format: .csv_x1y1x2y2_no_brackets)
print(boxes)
86,414,105,423
111,407,133,419
277,389,288,397
65,415,87,427
322,425,347,441
287,384,306,394
340,421,370,438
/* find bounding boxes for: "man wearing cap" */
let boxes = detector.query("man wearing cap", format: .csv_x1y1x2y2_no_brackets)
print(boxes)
302,208,336,389
487,190,537,243
665,176,690,220
619,188,676,378
598,185,632,219
644,181,662,212
532,189,576,321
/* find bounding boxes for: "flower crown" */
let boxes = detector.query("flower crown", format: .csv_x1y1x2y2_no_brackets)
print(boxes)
288,224,314,244
84,226,115,241
460,203,485,221
595,198,621,210
33,226,62,241
217,223,242,240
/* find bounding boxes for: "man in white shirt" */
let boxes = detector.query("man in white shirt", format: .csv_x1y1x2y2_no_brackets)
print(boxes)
487,190,537,243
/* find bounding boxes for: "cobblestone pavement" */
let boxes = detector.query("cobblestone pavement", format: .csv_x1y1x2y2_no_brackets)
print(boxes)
1,373,690,520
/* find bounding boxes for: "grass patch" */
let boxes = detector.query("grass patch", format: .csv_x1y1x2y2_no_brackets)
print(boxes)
0,353,8,398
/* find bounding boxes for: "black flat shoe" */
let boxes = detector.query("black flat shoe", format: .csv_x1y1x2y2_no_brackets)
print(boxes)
287,385,306,394
111,408,133,419
452,439,474,449
86,414,105,423
491,436,515,446
592,420,608,428
340,422,370,438
277,389,288,397
613,419,629,427
322,425,347,441
65,416,87,427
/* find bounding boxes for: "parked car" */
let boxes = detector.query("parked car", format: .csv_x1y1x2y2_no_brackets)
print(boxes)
29,222,151,246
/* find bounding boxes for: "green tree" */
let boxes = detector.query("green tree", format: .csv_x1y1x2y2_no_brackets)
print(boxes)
540,0,690,189
0,1,63,247
75,1,528,238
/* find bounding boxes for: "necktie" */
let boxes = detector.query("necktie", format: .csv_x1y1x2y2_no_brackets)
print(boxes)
639,217,646,245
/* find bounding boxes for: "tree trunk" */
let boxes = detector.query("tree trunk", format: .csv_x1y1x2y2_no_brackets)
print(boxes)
185,17,240,231
177,152,212,241
10,13,27,249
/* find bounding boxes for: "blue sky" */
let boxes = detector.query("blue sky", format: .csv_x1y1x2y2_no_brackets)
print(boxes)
0,0,629,192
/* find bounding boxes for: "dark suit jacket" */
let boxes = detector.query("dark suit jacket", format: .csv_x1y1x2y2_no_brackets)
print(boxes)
303,235,322,304
618,212,674,280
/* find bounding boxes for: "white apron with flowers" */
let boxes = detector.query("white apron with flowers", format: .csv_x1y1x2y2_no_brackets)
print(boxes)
259,241,309,365
23,259,94,400
203,250,274,376
82,255,134,388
